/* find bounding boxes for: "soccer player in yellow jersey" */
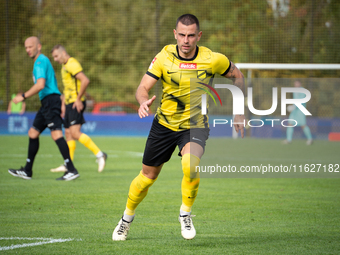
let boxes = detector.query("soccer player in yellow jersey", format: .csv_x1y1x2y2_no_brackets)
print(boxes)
51,45,107,173
112,14,245,241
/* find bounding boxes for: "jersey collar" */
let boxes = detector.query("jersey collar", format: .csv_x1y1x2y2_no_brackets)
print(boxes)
64,57,71,65
176,45,199,61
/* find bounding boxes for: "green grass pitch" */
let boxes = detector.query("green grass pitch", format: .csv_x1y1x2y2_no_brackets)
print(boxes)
0,135,339,254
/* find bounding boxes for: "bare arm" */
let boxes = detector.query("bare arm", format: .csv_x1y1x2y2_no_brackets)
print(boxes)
13,78,45,104
135,74,158,118
224,61,245,93
224,62,246,138
73,72,90,112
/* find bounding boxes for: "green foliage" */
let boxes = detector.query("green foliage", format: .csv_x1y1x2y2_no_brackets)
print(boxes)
0,0,339,111
0,0,36,58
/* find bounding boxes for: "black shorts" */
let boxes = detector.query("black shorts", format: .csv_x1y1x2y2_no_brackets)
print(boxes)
63,101,86,128
32,94,63,133
142,118,210,166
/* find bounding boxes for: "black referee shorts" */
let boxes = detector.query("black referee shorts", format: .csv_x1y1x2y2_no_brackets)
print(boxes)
63,101,86,128
32,94,63,133
142,118,210,167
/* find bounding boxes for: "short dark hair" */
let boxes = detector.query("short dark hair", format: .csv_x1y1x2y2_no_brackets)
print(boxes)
176,14,200,31
51,44,66,53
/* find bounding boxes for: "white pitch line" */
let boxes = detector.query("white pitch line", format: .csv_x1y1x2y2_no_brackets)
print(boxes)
0,154,26,158
126,151,144,157
0,237,51,240
0,237,77,251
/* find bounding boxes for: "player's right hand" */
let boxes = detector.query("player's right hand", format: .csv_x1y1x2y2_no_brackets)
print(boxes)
138,95,156,118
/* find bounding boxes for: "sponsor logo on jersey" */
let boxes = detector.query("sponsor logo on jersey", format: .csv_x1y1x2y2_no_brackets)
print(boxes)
179,63,197,69
149,58,157,70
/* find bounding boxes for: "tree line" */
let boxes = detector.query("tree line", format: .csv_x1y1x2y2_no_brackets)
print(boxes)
1,0,339,113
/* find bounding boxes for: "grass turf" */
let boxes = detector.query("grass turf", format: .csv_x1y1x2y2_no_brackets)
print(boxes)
0,135,339,254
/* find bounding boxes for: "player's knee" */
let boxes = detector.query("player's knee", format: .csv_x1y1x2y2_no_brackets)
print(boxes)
65,129,73,141
71,130,82,140
182,154,200,180
50,130,63,141
142,164,162,180
69,124,82,140
28,127,39,139
133,171,157,192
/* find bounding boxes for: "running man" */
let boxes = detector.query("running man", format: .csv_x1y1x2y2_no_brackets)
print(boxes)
51,45,107,173
112,14,245,241
8,36,79,181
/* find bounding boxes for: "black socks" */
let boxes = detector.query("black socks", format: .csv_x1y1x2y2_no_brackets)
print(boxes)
25,137,39,172
55,137,76,172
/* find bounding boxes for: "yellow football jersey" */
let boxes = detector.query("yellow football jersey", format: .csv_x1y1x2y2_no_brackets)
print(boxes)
147,44,230,131
61,57,85,104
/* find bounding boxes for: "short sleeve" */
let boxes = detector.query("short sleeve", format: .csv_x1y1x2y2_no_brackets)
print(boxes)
66,58,83,76
146,51,164,79
34,60,47,81
212,52,231,76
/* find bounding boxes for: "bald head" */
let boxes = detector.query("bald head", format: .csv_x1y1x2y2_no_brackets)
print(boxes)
25,36,41,45
25,36,41,60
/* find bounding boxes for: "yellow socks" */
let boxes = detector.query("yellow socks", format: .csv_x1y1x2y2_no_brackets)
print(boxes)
67,140,76,161
181,154,200,213
124,154,200,218
78,133,101,156
125,171,157,215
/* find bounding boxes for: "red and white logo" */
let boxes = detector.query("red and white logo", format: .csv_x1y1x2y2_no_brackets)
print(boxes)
179,63,197,69
149,58,157,69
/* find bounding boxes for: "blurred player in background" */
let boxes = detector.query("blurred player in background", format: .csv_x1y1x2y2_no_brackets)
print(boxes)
112,14,245,241
51,45,107,173
8,36,79,181
283,80,313,145
7,91,26,115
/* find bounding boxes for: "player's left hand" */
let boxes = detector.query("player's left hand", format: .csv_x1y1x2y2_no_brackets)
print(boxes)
138,95,156,118
233,114,245,138
72,99,84,113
